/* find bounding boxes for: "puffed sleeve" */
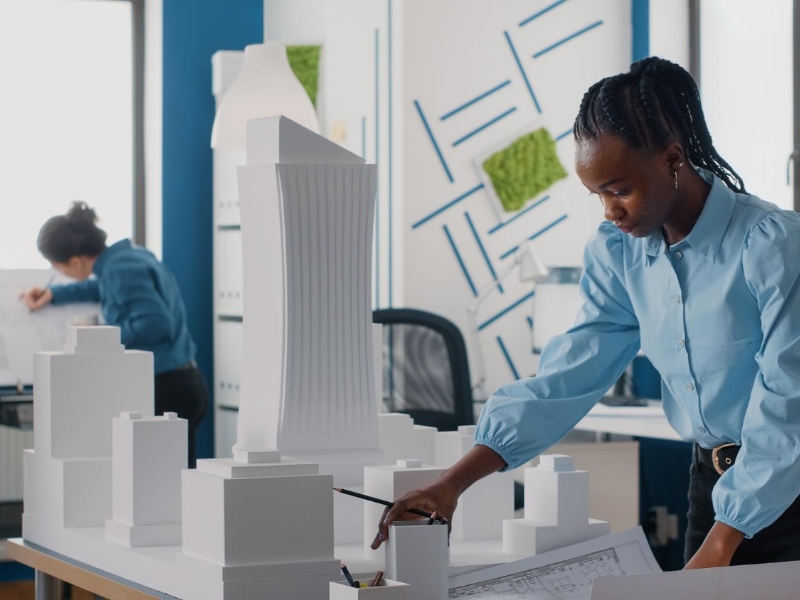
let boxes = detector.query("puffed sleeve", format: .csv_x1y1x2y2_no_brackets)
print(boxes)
475,221,641,469
713,210,800,537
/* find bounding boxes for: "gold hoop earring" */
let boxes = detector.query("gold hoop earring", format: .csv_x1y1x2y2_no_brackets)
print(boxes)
674,171,678,189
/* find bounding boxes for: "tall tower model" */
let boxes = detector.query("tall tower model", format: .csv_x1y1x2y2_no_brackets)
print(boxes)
234,115,381,471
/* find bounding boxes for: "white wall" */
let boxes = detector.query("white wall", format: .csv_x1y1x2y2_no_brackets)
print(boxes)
264,0,632,398
649,0,689,70
700,0,793,210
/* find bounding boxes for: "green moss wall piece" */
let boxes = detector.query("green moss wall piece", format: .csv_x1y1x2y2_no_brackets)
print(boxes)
482,128,568,213
286,45,321,108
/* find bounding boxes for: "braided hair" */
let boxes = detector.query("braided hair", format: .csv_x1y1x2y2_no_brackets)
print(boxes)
574,56,746,193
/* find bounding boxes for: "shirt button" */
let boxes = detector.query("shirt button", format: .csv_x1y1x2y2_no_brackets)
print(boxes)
698,427,706,434
687,382,695,391
675,251,683,260
678,339,685,348
674,295,682,304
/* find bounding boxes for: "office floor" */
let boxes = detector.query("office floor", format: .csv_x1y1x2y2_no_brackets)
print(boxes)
0,581,95,599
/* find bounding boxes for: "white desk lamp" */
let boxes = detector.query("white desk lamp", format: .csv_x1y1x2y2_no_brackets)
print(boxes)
467,241,549,397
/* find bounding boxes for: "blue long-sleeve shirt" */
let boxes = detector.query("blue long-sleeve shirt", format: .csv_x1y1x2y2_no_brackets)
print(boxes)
476,170,800,539
50,239,196,375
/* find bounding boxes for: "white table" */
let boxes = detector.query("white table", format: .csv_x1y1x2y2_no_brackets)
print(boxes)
574,403,683,442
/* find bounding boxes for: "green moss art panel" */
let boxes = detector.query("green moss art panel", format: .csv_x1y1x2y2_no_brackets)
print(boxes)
287,45,321,108
482,128,568,213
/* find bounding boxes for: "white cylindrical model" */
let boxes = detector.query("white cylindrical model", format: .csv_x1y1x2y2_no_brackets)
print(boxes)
385,521,449,600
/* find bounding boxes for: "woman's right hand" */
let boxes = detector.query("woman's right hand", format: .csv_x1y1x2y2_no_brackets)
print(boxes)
370,478,460,550
19,287,53,311
369,444,508,550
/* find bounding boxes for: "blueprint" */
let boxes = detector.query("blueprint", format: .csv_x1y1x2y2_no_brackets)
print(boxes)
0,270,100,386
448,529,660,599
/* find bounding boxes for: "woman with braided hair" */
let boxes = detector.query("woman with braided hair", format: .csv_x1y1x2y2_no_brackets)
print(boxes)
371,57,800,569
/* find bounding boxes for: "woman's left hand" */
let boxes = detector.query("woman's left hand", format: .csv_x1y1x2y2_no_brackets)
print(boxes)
684,521,745,569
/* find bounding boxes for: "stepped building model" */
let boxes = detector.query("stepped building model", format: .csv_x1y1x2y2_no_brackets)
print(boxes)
22,118,379,599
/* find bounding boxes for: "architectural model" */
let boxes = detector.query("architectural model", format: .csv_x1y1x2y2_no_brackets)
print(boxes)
22,117,380,599
105,411,186,547
435,426,514,541
235,115,382,544
503,455,610,556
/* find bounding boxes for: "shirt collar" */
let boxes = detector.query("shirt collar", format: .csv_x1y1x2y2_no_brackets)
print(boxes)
644,169,736,262
93,239,132,276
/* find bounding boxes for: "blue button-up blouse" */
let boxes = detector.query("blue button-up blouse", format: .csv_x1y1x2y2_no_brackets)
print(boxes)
476,170,800,538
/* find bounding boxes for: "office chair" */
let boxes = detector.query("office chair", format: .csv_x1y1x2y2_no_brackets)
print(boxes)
373,308,474,431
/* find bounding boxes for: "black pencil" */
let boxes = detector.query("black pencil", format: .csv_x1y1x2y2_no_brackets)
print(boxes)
333,486,447,523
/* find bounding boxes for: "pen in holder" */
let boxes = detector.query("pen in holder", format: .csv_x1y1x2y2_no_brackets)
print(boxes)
385,521,449,600
329,578,409,599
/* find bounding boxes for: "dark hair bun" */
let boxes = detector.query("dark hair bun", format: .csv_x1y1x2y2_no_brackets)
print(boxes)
65,201,99,230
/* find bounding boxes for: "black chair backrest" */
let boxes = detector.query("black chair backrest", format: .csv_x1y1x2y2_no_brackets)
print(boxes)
373,308,473,431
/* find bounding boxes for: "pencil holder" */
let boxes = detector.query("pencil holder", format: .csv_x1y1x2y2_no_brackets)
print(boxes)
329,578,409,599
385,521,449,600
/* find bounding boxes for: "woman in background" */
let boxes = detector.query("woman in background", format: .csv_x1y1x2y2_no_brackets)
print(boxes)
21,201,208,467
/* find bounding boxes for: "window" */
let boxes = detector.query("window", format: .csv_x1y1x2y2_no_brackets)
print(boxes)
0,0,140,269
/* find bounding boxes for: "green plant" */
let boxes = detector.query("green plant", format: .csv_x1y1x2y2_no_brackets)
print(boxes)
482,128,567,212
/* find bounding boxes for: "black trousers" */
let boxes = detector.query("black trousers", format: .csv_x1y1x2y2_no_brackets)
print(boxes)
154,364,209,468
685,445,800,565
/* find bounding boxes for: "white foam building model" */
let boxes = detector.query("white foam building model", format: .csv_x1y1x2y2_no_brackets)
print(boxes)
362,459,445,558
378,413,436,466
385,521,449,600
24,327,154,538
503,454,610,556
235,115,382,545
105,411,187,547
434,426,514,541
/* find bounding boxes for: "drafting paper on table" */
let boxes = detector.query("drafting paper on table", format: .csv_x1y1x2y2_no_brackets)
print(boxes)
0,269,100,386
447,528,660,599
591,559,800,600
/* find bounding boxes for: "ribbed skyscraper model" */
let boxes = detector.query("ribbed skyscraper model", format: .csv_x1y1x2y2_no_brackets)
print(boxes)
234,115,381,470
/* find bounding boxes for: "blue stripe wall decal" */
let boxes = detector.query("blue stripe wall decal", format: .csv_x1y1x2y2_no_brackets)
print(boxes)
374,28,380,307
361,116,366,158
441,80,512,121
452,107,517,147
443,224,478,297
488,195,550,235
500,214,569,259
413,99,454,183
555,127,573,141
519,0,569,28
388,0,394,307
632,0,650,61
465,212,503,294
503,30,542,114
361,117,367,159
479,291,535,331
411,183,485,229
497,336,521,379
533,20,604,59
